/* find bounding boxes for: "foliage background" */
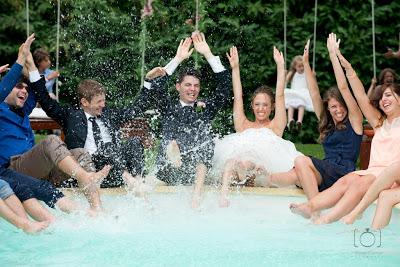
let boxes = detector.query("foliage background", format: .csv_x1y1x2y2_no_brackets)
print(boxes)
1,0,400,143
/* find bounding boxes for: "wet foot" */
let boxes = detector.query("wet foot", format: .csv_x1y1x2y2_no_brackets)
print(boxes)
23,220,50,234
289,202,312,219
312,215,332,225
166,140,182,168
341,211,362,225
84,165,111,192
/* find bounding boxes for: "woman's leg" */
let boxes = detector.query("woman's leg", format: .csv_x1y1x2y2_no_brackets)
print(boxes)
314,175,375,224
371,187,400,229
294,156,322,200
290,173,356,218
219,159,236,207
270,169,299,187
288,107,294,124
342,162,400,224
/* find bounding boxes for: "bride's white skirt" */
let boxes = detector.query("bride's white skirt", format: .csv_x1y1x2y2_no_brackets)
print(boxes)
211,128,303,180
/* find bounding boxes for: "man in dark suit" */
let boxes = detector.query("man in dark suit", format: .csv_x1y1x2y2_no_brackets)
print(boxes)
149,32,231,208
32,75,150,191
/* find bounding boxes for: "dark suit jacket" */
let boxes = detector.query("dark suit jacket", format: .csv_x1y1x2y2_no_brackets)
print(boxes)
31,78,149,150
151,70,232,164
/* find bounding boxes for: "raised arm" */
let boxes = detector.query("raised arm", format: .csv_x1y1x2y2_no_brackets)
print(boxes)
226,46,247,132
271,46,286,137
327,33,363,135
336,51,382,128
303,40,323,120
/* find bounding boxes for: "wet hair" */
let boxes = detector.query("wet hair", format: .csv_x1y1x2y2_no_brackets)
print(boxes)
176,68,201,84
77,79,106,103
251,85,275,107
370,83,400,127
33,48,50,66
318,86,348,141
287,55,303,84
378,68,397,85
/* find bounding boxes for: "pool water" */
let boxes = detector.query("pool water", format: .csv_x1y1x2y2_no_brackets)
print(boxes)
1,190,399,266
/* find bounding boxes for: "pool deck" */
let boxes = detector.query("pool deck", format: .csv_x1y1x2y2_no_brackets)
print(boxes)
61,186,400,208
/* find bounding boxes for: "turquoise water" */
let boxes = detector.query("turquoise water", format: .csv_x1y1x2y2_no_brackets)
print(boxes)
1,191,399,266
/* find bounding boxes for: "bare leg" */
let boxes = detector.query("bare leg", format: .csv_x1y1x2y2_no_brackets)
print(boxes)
55,197,81,214
294,156,322,200
22,198,56,222
288,107,294,123
122,171,147,198
166,140,182,168
342,162,400,225
219,159,236,207
314,175,375,224
290,174,355,219
270,168,299,187
192,163,207,209
0,199,49,233
371,187,400,229
57,156,111,211
4,194,29,218
297,106,305,123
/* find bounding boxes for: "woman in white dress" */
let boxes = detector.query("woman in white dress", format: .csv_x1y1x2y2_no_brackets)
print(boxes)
213,46,302,207
284,55,314,132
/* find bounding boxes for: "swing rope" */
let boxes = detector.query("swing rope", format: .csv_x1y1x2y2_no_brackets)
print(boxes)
312,0,318,72
55,0,61,101
25,0,29,37
371,0,376,79
283,0,287,70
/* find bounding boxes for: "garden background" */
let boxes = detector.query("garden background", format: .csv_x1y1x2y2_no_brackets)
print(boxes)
1,0,399,144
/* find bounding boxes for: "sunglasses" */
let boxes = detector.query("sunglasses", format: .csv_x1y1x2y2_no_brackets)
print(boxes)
15,83,28,90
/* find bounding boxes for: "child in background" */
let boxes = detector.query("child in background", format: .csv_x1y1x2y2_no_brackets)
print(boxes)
284,55,314,132
33,48,59,100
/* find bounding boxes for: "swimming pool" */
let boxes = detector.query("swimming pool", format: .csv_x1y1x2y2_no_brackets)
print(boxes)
1,188,399,266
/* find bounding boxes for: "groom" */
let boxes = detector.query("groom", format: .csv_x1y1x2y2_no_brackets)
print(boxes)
148,32,231,208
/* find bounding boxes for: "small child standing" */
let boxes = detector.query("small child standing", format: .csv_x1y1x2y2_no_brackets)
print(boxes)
33,48,59,100
284,55,313,132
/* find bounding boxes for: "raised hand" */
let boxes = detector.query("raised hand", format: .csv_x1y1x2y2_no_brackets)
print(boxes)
336,50,352,70
226,46,239,69
303,39,310,65
384,48,400,59
17,33,35,65
191,32,213,59
175,37,194,63
145,66,166,80
46,71,60,81
327,33,340,54
273,46,284,67
0,64,9,74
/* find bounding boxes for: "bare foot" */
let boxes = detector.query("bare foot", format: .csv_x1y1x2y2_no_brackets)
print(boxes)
166,140,182,168
219,197,230,208
289,202,312,219
84,165,111,192
312,215,331,225
23,220,50,234
341,211,362,225
191,195,201,210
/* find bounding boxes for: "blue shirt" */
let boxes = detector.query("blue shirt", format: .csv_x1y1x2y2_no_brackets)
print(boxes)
0,63,36,167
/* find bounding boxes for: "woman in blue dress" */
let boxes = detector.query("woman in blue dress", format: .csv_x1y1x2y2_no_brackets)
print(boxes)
269,37,363,207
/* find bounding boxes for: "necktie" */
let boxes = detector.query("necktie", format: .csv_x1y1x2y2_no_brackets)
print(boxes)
89,117,103,149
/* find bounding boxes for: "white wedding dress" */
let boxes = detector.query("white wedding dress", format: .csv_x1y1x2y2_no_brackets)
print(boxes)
211,128,303,183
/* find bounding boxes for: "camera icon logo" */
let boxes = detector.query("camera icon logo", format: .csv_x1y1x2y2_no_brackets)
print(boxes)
353,228,381,248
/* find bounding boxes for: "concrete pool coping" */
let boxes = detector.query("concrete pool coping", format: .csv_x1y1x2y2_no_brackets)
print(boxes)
61,186,400,209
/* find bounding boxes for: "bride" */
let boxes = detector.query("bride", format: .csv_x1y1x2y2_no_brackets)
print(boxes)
212,46,302,207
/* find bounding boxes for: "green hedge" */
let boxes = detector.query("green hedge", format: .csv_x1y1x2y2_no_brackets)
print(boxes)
2,0,400,142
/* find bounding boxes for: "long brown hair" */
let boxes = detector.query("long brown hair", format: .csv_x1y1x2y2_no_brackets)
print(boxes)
318,86,348,141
